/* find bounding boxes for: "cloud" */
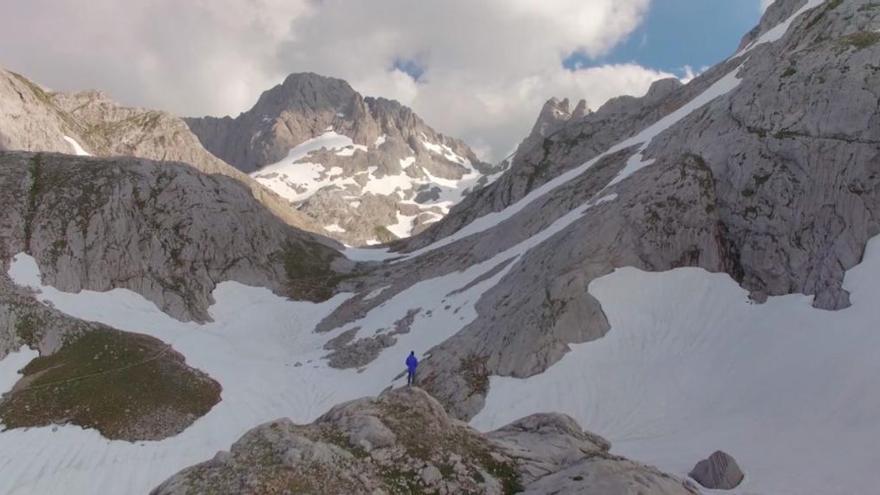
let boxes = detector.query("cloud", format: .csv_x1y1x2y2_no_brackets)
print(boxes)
0,0,675,161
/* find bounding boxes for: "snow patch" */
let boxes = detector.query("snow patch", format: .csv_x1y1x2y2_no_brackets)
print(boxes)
0,347,39,398
475,234,880,495
734,0,825,58
386,212,418,238
362,285,390,301
62,136,90,156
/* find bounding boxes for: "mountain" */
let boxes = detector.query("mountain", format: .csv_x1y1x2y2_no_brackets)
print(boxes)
1,0,880,494
186,73,501,245
0,68,320,232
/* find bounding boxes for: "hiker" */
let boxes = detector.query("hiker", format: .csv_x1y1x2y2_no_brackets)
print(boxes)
406,351,418,386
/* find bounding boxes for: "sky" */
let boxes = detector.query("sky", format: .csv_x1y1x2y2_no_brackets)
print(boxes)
0,0,771,162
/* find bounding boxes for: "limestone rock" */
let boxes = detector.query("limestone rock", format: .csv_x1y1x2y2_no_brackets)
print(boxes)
151,387,695,495
0,151,351,322
0,67,320,233
325,0,880,419
186,73,501,245
689,450,745,490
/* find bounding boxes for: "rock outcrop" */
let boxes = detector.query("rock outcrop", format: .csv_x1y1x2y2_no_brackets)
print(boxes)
0,151,352,324
151,387,697,495
689,450,745,490
186,73,501,245
0,68,320,232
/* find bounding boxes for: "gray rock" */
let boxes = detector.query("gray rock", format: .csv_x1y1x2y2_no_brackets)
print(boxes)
186,73,501,245
0,68,320,233
689,450,745,490
0,151,351,322
322,0,880,420
151,387,694,495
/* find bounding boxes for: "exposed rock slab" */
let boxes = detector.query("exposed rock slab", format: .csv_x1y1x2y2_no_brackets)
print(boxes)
689,450,744,490
151,387,696,495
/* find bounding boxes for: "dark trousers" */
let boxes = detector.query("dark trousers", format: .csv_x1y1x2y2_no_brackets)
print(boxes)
407,369,416,385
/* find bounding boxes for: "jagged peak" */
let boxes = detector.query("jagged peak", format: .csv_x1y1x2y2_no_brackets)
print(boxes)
644,78,684,103
571,99,590,120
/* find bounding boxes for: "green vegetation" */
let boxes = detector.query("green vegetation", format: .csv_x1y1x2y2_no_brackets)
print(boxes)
13,311,43,347
840,31,880,50
374,226,398,244
0,328,220,441
23,154,43,249
277,241,350,302
377,399,523,495
9,71,53,105
460,354,490,396
781,66,797,78
804,0,842,31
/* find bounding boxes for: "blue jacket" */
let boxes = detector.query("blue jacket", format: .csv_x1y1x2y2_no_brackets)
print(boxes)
406,354,418,371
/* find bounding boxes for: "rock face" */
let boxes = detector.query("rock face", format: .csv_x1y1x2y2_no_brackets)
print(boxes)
186,73,501,245
0,151,351,325
151,387,697,495
0,68,319,232
316,0,880,420
689,451,744,490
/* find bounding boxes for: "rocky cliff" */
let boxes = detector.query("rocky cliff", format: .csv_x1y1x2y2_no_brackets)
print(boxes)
321,0,880,419
0,151,351,327
0,68,320,232
186,73,501,245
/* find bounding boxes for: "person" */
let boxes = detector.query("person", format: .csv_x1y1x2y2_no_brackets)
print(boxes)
405,351,418,386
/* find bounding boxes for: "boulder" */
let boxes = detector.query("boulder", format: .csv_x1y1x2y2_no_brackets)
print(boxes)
689,450,745,490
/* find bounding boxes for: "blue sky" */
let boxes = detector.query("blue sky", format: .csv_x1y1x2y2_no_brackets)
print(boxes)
565,0,765,77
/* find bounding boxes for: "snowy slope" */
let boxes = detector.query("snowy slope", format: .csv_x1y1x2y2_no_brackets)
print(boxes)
474,236,880,495
251,129,486,241
344,65,744,263
0,187,615,493
61,136,91,156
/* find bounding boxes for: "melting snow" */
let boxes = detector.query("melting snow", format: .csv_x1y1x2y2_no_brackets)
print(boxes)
386,212,417,239
0,347,38,395
734,0,826,58
324,224,346,233
62,136,90,156
475,235,880,495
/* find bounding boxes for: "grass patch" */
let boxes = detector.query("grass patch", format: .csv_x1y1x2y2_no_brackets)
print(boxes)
277,241,350,302
460,354,489,396
374,226,398,244
23,154,43,250
0,328,220,441
840,31,880,50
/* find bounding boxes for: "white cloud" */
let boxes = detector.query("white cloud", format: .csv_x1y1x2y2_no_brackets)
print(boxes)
0,0,674,161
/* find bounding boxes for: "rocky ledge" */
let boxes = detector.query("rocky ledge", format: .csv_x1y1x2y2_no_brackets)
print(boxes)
152,387,697,495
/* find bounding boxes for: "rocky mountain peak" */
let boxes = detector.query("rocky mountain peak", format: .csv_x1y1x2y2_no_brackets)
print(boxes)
254,72,364,122
186,72,497,245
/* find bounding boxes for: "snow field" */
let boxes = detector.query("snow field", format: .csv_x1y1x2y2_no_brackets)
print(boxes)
474,236,880,495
